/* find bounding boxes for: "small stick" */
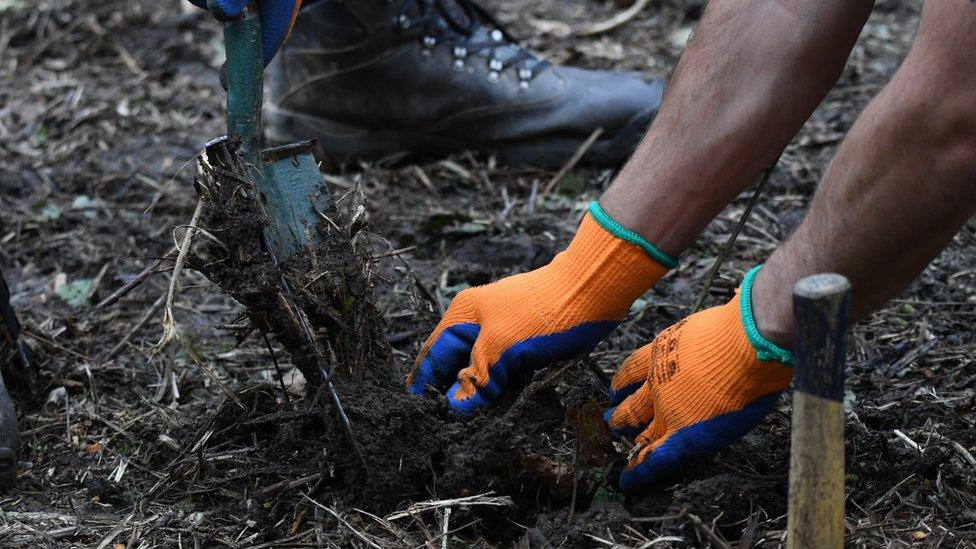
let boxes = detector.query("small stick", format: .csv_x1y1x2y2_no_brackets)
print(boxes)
691,158,779,313
93,249,175,311
262,332,291,404
787,273,850,549
576,0,651,37
440,507,451,549
582,356,612,388
542,127,604,196
101,294,165,362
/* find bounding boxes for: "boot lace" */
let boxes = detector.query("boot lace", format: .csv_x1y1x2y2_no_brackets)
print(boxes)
394,0,550,84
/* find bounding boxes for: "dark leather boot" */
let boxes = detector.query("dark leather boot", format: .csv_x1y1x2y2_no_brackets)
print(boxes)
0,375,17,484
0,268,21,484
266,0,665,167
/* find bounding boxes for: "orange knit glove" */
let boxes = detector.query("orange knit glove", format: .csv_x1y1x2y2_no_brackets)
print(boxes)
407,202,676,414
604,266,794,494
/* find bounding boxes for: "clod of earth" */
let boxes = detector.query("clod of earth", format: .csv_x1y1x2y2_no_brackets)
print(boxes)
187,141,618,533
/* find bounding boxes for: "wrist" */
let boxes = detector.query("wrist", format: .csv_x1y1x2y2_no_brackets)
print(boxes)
548,204,675,317
739,265,793,364
586,202,678,270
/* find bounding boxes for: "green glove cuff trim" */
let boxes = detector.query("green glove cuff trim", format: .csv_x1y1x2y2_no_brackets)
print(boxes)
587,202,678,269
739,265,793,365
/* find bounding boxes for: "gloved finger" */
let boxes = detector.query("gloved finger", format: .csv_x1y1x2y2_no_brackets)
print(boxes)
186,0,250,18
445,334,518,415
186,0,302,65
618,391,783,495
256,0,302,65
604,379,654,438
407,323,480,396
446,322,617,415
608,346,652,404
407,289,481,395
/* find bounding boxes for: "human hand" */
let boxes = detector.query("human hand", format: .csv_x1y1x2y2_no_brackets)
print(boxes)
407,202,675,415
604,266,794,494
187,0,302,65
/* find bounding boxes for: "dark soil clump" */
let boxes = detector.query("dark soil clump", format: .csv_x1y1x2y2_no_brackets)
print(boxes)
186,139,615,525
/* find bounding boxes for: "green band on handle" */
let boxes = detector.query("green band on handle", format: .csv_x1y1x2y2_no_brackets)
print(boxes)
588,202,678,269
740,265,793,365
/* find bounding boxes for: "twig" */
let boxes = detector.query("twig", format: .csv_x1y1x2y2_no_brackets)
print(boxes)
681,511,731,549
691,157,779,313
21,329,95,362
894,429,923,454
101,294,165,362
156,198,205,350
93,249,176,311
256,473,322,500
385,493,514,521
370,246,418,261
542,127,604,195
304,497,382,549
583,356,611,388
440,507,451,549
154,198,243,408
239,529,318,549
864,474,915,511
932,434,976,467
885,339,937,377
576,0,651,37
93,513,133,549
262,332,291,404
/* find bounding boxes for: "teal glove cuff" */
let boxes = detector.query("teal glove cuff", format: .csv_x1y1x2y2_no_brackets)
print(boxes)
587,202,678,269
739,265,793,365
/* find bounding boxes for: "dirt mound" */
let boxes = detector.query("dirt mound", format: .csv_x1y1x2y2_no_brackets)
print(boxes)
186,138,620,532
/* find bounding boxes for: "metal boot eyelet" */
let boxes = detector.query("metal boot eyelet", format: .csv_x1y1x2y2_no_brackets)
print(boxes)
487,71,500,84
490,29,504,42
518,67,533,81
394,14,411,30
452,46,468,72
488,58,503,72
518,79,531,92
421,36,436,58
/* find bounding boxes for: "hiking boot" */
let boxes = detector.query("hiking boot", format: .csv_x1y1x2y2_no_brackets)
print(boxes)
0,374,17,485
0,268,21,485
266,0,665,167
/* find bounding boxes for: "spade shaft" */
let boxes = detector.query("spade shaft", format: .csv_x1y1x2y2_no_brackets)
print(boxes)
224,8,264,165
787,273,850,549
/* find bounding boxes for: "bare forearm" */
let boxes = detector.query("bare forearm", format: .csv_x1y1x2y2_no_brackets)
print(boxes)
753,0,976,346
601,0,873,256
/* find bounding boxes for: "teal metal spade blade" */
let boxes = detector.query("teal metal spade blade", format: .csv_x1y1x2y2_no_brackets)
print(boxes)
260,141,331,258
223,9,329,260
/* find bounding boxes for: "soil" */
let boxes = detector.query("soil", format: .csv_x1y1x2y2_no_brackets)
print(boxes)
1,0,975,547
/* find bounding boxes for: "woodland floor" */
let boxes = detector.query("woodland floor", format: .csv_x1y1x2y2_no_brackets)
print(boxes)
2,0,976,547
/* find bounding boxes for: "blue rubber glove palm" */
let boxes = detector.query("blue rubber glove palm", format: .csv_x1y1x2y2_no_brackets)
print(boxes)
188,0,302,65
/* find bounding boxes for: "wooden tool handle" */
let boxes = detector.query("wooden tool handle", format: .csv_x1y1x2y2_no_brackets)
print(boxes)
787,273,851,549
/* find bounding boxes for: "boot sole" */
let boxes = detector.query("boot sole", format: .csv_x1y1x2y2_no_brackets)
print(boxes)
265,106,654,168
